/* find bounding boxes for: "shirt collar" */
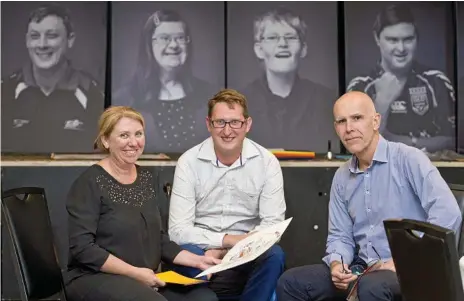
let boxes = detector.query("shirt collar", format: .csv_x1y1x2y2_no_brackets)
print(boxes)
197,137,260,166
349,135,389,173
373,60,419,77
372,135,388,163
21,60,85,91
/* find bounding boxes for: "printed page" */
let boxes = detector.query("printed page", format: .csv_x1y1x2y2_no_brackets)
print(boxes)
195,218,293,278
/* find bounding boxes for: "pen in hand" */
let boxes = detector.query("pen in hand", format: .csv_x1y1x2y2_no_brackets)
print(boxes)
341,255,350,274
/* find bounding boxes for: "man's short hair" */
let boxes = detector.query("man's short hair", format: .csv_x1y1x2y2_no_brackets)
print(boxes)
28,4,74,37
373,4,416,38
253,7,307,42
208,89,249,119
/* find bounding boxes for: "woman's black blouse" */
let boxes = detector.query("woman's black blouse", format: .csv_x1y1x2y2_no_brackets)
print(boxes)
65,164,182,284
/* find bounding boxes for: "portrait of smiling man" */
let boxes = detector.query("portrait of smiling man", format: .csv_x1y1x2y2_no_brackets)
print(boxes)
346,3,456,153
228,3,340,153
1,3,105,153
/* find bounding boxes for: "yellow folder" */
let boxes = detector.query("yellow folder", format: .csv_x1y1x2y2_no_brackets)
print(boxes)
156,271,207,286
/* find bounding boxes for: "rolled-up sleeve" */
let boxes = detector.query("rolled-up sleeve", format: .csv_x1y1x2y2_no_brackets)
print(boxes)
67,177,109,271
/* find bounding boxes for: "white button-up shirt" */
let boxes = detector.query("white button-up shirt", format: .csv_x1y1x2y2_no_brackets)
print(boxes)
168,137,286,249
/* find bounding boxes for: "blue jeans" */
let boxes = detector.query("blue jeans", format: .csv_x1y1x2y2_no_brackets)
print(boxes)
172,244,285,301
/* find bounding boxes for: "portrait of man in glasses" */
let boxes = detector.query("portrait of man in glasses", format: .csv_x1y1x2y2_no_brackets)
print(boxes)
1,2,106,153
345,3,456,153
228,3,339,152
112,2,225,154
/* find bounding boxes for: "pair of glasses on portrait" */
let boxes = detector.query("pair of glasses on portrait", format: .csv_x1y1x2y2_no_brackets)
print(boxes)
152,35,190,45
339,245,383,276
261,35,300,44
210,119,247,129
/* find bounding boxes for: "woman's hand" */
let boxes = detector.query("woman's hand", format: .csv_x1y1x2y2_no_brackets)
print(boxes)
130,267,166,288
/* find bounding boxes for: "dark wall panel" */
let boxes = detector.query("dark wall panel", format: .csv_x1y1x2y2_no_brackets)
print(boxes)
457,2,464,153
279,167,336,268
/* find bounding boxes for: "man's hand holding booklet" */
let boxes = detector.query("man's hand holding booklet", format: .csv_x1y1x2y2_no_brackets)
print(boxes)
196,218,293,278
157,218,293,286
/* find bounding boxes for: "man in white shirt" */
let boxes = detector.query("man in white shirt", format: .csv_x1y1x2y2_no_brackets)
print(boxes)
168,88,287,301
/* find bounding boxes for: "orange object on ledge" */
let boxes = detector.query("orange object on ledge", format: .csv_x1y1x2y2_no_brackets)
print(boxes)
270,150,316,160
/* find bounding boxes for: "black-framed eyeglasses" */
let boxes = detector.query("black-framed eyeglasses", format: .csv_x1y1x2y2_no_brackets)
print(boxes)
210,119,246,129
261,35,300,44
152,35,190,45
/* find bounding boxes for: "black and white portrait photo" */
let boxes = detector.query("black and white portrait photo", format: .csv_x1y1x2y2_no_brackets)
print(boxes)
111,2,225,154
458,2,464,153
227,2,340,153
1,2,107,154
345,2,456,153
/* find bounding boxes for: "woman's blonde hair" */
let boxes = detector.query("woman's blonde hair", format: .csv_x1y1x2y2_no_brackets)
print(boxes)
94,106,145,152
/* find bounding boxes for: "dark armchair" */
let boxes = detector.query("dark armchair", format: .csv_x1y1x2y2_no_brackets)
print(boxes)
384,218,464,301
1,187,67,301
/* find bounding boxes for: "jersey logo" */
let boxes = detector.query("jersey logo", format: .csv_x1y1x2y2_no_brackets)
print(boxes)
13,119,30,128
390,101,407,114
409,86,429,116
64,119,84,131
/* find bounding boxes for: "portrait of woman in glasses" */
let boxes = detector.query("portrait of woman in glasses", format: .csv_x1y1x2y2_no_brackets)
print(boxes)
113,7,222,153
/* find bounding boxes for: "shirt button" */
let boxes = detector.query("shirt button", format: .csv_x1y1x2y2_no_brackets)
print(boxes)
368,241,372,246
365,173,370,178
366,190,370,195
367,208,371,212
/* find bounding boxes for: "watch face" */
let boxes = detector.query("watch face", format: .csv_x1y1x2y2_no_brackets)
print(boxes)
350,264,365,275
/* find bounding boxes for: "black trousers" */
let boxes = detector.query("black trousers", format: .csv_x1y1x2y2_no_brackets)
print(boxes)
65,273,218,301
276,264,402,301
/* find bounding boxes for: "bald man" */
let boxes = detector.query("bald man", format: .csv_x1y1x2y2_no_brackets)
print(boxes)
276,91,461,301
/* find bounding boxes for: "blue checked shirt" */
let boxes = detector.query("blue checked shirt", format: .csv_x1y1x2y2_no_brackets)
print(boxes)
323,136,462,267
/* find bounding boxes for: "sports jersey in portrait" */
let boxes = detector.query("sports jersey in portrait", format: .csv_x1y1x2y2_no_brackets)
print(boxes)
1,61,104,153
347,62,455,139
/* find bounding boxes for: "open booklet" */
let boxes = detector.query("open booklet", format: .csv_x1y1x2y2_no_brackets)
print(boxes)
195,217,293,278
